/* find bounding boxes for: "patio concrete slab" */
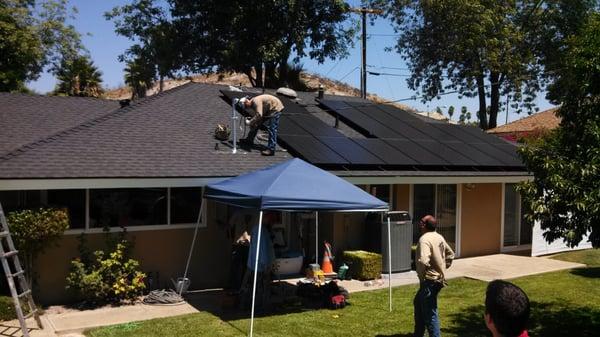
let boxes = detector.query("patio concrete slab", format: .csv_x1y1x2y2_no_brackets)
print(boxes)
445,254,585,281
44,302,199,335
0,316,57,337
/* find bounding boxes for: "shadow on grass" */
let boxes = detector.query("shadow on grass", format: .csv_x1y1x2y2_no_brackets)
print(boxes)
374,334,413,337
570,267,600,278
445,301,600,337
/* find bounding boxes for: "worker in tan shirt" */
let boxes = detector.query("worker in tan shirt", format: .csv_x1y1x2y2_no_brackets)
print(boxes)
413,215,455,337
239,94,284,156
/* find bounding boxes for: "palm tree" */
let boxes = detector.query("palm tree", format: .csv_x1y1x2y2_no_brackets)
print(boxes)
54,56,103,97
124,56,155,100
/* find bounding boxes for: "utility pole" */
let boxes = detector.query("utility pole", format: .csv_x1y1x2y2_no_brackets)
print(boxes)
349,7,383,99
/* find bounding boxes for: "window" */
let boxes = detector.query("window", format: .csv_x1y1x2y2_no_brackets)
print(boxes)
503,184,532,247
412,184,457,250
0,189,86,229
369,185,391,204
89,188,167,228
170,187,203,224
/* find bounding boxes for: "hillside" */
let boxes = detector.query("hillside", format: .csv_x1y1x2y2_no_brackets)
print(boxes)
104,71,424,115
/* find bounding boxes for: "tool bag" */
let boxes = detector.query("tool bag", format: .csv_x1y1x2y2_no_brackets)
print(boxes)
214,124,230,141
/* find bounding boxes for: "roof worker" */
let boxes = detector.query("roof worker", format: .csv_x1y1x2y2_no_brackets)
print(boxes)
485,280,531,337
413,215,455,337
238,94,284,156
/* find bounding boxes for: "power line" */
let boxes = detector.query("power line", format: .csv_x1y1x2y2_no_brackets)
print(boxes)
368,71,411,77
367,64,410,71
337,66,359,82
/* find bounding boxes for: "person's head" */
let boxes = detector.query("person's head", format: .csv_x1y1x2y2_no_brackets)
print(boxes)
239,96,252,108
419,215,437,233
485,280,530,337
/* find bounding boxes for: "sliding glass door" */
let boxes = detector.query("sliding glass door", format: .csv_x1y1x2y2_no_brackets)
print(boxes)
503,183,532,248
413,184,457,250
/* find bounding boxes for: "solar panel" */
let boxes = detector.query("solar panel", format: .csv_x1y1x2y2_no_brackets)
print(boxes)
429,124,484,143
444,141,504,166
277,135,348,165
412,140,477,166
353,139,419,166
383,139,449,166
468,142,524,167
317,137,385,165
285,114,344,138
320,100,401,138
278,115,307,136
357,106,431,140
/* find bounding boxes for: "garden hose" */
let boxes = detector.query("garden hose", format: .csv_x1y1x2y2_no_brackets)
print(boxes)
143,289,185,305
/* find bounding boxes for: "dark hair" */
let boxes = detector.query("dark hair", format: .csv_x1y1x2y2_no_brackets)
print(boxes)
485,280,530,337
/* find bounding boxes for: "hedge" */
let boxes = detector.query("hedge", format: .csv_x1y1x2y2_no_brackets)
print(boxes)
342,250,382,280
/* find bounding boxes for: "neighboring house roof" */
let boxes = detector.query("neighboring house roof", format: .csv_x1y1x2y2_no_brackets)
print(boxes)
0,82,526,180
487,108,561,135
0,93,119,155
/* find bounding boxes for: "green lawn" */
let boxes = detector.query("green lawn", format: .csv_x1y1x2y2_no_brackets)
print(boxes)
87,249,600,337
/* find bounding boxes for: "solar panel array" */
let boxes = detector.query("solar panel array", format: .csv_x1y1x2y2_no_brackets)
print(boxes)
220,90,524,170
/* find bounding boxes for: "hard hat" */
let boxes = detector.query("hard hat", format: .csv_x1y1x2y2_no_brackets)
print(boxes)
238,96,250,107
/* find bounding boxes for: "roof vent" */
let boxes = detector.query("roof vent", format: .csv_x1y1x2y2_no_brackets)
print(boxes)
119,99,131,108
276,87,297,98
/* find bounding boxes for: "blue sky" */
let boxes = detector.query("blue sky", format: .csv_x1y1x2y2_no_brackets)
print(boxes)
29,0,554,125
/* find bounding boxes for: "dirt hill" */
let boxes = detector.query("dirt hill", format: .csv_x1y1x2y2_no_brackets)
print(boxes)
104,72,422,114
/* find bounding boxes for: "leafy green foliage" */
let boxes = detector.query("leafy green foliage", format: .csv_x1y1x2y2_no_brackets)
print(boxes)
519,13,600,248
0,0,83,92
106,0,355,89
53,55,104,97
377,0,596,129
124,54,156,99
66,235,146,304
6,208,69,285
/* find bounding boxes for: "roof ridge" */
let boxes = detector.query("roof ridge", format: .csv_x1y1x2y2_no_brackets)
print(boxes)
0,91,118,103
0,82,195,161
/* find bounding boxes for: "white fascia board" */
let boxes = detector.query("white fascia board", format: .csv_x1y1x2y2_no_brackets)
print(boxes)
0,177,228,190
341,175,533,185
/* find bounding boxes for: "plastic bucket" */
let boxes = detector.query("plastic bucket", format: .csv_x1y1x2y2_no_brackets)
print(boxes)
172,277,191,294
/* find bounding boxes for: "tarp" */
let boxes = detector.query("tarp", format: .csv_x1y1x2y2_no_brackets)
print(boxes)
204,158,388,211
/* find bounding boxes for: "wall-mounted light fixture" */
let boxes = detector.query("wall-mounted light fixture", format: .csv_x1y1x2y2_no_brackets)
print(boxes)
465,183,476,191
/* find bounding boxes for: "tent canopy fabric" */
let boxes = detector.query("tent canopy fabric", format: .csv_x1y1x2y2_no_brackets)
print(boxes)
204,158,388,211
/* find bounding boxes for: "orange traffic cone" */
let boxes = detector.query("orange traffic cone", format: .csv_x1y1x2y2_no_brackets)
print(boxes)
322,241,334,274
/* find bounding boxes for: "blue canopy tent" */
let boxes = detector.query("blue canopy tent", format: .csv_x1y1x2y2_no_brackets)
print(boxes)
182,159,392,337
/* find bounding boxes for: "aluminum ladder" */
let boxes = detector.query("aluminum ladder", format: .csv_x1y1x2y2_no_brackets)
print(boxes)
0,203,43,336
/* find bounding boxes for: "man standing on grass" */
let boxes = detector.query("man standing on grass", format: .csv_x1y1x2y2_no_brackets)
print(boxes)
413,215,455,337
484,280,531,337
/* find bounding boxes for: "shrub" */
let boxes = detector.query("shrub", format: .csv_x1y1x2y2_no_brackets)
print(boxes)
66,235,146,304
6,208,69,286
342,250,382,280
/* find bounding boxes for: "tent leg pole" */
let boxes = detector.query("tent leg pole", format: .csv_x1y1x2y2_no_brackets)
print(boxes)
387,216,392,312
249,211,263,337
180,199,203,296
315,211,319,265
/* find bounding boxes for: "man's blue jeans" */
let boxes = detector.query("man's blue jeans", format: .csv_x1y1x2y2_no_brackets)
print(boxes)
414,280,442,337
245,112,281,151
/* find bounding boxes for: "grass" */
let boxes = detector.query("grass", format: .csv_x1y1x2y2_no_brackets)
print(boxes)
0,296,17,321
86,249,600,337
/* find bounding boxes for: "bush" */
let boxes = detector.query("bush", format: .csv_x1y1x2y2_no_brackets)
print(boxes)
7,208,69,286
66,235,146,304
342,250,382,280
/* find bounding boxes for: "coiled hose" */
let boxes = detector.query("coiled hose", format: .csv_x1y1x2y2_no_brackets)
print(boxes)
143,289,185,305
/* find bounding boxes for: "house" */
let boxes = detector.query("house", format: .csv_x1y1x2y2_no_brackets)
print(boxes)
487,108,561,142
0,82,532,303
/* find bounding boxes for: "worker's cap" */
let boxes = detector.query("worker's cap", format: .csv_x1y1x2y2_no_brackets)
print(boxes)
238,96,250,107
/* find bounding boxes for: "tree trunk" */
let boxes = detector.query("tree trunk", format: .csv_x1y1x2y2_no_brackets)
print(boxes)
476,74,489,130
244,67,257,87
159,75,164,93
253,64,264,88
264,62,278,88
489,72,500,129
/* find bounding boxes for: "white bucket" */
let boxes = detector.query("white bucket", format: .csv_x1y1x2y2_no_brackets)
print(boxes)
172,277,191,294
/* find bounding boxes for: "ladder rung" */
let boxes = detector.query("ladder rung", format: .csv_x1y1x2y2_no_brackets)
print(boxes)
9,270,25,278
17,289,31,298
3,250,18,258
0,231,9,238
23,309,38,319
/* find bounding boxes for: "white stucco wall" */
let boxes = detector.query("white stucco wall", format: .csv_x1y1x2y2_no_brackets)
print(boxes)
531,220,593,256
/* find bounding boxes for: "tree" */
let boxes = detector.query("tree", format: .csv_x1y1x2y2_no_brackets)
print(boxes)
447,106,455,120
378,0,596,130
0,0,83,92
124,53,156,100
53,55,103,97
107,0,356,89
518,12,600,248
105,0,181,93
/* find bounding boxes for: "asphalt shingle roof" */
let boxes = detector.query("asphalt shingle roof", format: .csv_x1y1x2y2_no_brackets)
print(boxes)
0,83,289,178
0,93,119,155
487,108,561,134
